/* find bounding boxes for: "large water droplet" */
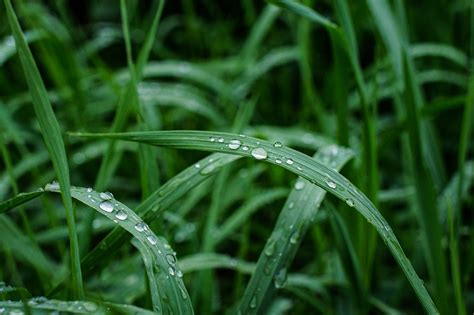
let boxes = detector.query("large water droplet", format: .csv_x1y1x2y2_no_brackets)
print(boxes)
228,139,241,150
273,141,282,148
115,210,128,221
249,295,257,309
147,235,157,245
294,180,305,190
345,198,354,207
264,239,276,256
135,222,149,232
325,180,337,189
168,266,176,276
274,267,287,288
251,148,267,160
290,231,300,244
99,191,114,200
45,181,60,191
87,187,93,193
166,254,176,265
218,137,224,143
83,302,98,312
99,201,114,213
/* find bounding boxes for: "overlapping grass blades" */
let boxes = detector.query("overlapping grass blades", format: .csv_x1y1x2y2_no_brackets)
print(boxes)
239,144,353,313
3,0,83,298
71,130,439,313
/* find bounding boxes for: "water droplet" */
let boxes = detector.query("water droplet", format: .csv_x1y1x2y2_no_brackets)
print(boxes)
274,267,287,288
164,244,171,250
194,163,201,169
288,202,294,209
242,146,249,151
87,187,93,193
147,235,157,245
209,136,216,142
99,201,114,213
345,198,354,207
294,180,305,190
115,210,128,221
286,158,294,165
249,295,257,309
166,254,176,265
200,164,217,175
168,266,175,276
275,158,282,164
135,222,148,232
290,231,300,244
218,137,224,143
83,302,98,312
297,166,302,171
273,141,282,148
264,239,276,256
45,180,60,191
325,180,337,189
176,269,183,278
228,139,241,150
100,191,114,200
251,147,268,160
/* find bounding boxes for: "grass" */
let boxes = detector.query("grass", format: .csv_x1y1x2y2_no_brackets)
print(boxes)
0,0,472,314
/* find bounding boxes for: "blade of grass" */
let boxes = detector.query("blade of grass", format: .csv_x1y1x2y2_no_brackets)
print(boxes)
4,0,83,298
44,184,194,314
239,144,353,314
71,130,438,313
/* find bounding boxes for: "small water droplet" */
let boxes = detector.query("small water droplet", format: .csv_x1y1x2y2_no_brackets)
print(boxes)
168,266,175,276
273,141,282,148
274,267,287,288
45,180,60,191
294,180,305,190
250,295,257,309
228,139,242,150
147,235,157,245
325,180,337,189
194,163,201,169
297,166,302,171
286,158,294,165
275,158,282,164
290,231,300,244
83,302,98,312
264,239,276,256
166,254,176,265
288,202,294,209
242,146,249,151
251,147,268,160
218,137,224,143
176,269,183,278
87,187,93,192
115,210,128,221
345,198,354,207
209,136,216,142
99,201,114,213
135,222,148,232
100,191,114,200
164,244,171,250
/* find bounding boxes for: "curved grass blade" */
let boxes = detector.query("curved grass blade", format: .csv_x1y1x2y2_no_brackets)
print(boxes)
71,130,438,313
0,190,44,214
0,298,156,315
240,145,353,314
411,43,468,68
4,0,83,298
267,0,338,30
47,153,242,297
44,184,193,314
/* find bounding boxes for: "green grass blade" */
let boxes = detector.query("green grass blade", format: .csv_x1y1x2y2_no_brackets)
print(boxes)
0,190,44,214
267,0,338,30
44,184,194,314
3,0,83,298
71,130,438,313
239,144,353,314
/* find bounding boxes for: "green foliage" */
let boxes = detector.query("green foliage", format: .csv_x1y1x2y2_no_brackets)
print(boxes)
0,0,471,314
